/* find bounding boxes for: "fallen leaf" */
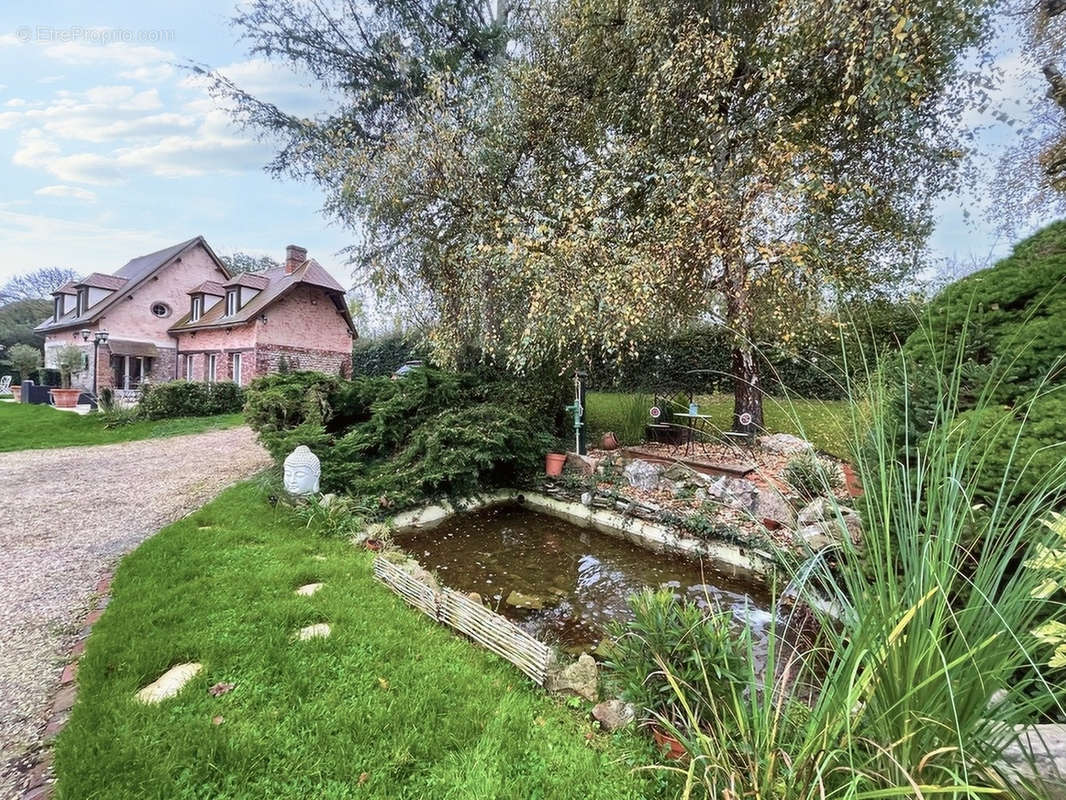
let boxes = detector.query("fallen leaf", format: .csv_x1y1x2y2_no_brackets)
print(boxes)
377,677,389,690
209,682,236,697
358,772,368,785
212,715,224,726
534,716,546,726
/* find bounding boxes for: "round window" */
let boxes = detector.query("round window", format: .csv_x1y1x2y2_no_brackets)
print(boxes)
150,302,171,318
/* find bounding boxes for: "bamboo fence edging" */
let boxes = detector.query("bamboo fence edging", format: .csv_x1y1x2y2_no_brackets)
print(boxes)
373,556,553,685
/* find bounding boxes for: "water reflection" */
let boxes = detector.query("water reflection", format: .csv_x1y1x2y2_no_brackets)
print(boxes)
396,503,772,652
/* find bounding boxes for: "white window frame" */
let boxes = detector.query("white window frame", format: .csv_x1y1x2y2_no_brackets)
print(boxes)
184,354,194,381
191,295,203,322
208,353,217,384
76,288,88,316
231,352,242,385
225,290,238,316
54,296,63,321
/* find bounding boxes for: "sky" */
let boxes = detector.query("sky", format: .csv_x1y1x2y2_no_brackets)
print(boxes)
0,1,1057,293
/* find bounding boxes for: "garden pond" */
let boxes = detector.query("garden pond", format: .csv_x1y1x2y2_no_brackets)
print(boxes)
395,502,775,652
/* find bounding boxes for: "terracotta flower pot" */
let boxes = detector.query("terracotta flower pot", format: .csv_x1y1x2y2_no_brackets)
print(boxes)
651,726,688,760
545,453,567,476
10,386,20,402
50,388,82,408
600,431,619,450
364,538,383,552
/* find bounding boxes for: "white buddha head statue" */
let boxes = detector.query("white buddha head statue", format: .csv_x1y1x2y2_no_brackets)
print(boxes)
283,445,321,496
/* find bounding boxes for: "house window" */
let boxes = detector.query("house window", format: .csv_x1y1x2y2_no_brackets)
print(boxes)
53,296,63,321
190,295,203,322
184,354,194,381
76,288,88,316
151,302,171,318
208,353,217,383
225,290,238,316
232,352,242,385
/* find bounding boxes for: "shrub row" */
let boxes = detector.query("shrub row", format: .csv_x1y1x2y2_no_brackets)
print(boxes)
137,380,246,420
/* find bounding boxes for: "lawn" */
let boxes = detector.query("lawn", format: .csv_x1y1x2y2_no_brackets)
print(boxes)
55,480,668,800
0,402,244,453
585,391,854,459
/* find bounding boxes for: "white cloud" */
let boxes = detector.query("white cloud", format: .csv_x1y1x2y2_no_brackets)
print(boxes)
4,98,25,107
119,64,174,83
34,184,98,202
0,34,22,47
0,208,165,281
42,42,174,67
37,75,65,84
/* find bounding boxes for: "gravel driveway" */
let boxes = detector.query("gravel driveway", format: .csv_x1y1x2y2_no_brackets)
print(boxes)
0,427,271,797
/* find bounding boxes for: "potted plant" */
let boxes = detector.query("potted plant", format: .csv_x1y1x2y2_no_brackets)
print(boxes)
7,343,42,403
545,452,567,476
50,344,87,408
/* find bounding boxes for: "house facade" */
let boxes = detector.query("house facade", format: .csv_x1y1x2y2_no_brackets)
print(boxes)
35,237,356,393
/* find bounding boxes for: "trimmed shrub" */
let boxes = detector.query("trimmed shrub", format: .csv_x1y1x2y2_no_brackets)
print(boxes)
244,366,562,511
138,380,246,420
894,220,1066,501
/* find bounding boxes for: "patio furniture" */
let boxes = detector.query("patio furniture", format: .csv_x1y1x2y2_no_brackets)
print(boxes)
672,412,714,456
0,375,11,396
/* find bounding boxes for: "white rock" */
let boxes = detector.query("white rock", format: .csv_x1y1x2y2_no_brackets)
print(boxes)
295,583,323,597
757,433,814,454
622,459,665,491
296,623,331,640
136,662,203,704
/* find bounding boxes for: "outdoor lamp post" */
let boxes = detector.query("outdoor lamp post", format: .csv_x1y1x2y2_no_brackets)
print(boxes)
80,329,110,396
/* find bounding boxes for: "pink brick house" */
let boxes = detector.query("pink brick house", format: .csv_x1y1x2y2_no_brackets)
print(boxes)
36,237,357,393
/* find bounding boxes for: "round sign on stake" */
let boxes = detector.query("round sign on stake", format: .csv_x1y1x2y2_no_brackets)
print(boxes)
649,406,661,419
739,412,753,427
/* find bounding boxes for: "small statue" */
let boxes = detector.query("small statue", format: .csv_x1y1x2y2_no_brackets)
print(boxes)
283,445,321,496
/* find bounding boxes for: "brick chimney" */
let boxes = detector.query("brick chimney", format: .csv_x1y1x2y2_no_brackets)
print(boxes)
285,244,308,274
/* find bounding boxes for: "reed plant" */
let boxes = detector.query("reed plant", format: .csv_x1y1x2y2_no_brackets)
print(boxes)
614,316,1066,798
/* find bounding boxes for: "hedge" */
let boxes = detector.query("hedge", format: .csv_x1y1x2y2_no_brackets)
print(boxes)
138,380,245,420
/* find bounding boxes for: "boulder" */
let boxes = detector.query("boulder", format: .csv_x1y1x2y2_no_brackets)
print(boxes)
566,452,601,476
591,699,637,732
797,498,862,542
506,590,545,610
754,486,795,527
623,459,665,491
546,653,599,702
757,433,814,454
703,475,758,512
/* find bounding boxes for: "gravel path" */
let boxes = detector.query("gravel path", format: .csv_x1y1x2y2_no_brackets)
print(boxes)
0,427,271,798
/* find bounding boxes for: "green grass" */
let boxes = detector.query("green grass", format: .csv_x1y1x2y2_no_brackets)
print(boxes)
0,402,244,452
55,480,667,800
585,391,853,459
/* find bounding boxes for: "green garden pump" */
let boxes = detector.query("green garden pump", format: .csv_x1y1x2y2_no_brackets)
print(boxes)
565,370,587,455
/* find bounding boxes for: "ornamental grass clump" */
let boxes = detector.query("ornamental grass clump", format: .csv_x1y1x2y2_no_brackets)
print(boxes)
610,316,1066,799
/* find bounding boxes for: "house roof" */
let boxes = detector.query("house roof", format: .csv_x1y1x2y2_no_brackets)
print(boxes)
223,272,270,290
169,258,357,337
188,280,227,296
75,272,129,291
53,281,78,296
35,236,229,333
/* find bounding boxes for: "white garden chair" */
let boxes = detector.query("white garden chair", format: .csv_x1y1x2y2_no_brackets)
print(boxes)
0,375,11,396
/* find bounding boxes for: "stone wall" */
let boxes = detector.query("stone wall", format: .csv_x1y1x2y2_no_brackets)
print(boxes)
254,344,351,379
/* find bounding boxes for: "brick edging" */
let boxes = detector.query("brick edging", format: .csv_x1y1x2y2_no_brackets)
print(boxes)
20,572,113,800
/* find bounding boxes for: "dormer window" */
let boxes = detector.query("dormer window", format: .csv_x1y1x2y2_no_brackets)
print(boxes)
225,290,238,316
54,296,63,321
191,295,203,322
75,288,88,316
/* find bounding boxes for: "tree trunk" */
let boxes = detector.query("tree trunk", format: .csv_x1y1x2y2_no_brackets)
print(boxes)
724,258,763,435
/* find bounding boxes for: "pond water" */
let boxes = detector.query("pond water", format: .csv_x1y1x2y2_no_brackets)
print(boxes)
395,503,774,652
